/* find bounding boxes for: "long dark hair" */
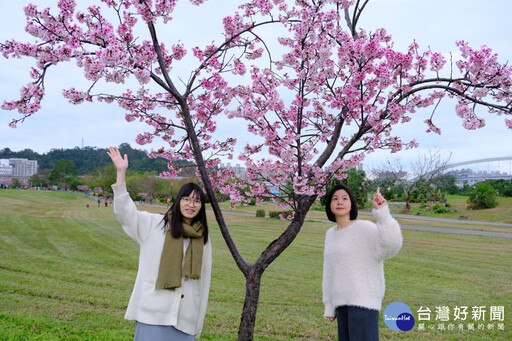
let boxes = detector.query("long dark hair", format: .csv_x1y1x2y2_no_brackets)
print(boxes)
162,182,209,244
324,184,358,222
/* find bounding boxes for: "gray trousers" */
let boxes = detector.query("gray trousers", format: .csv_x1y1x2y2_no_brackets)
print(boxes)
134,321,194,341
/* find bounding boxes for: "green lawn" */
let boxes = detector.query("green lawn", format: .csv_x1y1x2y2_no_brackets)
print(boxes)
407,194,512,224
0,189,510,340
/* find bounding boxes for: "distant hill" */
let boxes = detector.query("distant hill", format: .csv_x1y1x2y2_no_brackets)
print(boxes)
0,143,190,175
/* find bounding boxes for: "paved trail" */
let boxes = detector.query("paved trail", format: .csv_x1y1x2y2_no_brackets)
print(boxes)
210,209,512,239
359,211,512,239
93,192,511,239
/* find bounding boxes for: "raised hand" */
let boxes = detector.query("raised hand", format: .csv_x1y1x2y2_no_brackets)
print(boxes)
107,146,128,171
372,187,387,209
107,146,128,185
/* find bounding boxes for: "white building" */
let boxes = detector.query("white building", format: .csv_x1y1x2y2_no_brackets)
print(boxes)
220,162,247,180
7,158,39,177
0,159,12,176
0,158,38,187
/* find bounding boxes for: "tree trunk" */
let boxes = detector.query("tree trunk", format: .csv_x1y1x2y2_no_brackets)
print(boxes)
405,193,411,211
232,197,316,340
238,267,262,341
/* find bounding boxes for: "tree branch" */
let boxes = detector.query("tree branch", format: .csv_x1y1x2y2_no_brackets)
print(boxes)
147,21,181,98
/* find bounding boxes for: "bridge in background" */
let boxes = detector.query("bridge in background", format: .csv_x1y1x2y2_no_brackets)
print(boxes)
446,156,512,185
447,156,512,169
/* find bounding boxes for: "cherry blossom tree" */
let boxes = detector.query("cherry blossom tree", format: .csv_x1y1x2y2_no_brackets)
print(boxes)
2,0,512,339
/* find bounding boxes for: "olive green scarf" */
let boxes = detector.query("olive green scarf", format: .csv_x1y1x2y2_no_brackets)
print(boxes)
155,219,204,290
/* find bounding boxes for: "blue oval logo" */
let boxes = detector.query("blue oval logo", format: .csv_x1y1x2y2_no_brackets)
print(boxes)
383,302,415,331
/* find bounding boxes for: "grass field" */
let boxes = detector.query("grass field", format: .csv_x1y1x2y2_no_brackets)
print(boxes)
0,189,511,340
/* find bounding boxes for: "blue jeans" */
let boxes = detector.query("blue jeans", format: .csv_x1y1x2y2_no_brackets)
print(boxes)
336,305,379,341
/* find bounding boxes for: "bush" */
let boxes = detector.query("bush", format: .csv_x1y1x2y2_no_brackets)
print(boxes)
256,209,266,218
432,203,455,214
269,210,294,219
468,182,498,210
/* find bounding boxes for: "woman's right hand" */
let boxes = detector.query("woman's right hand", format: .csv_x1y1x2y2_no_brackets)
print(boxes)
372,186,387,209
107,146,128,185
107,146,128,172
326,316,336,323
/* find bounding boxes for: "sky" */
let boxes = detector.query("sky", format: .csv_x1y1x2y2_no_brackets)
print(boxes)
1,0,512,174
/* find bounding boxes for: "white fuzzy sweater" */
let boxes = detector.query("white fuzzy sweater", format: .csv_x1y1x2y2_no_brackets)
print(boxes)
112,183,212,339
322,205,402,317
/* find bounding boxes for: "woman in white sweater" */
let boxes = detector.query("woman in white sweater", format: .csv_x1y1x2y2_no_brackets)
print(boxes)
322,184,402,340
107,146,212,341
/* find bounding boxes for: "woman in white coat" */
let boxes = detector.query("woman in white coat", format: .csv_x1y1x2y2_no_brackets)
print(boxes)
322,184,402,340
108,146,212,341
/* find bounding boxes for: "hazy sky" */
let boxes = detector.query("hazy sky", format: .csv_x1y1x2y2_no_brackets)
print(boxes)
1,0,511,173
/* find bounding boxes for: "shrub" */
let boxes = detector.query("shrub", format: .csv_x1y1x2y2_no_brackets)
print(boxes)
269,210,294,219
256,209,265,218
432,203,455,214
468,182,498,210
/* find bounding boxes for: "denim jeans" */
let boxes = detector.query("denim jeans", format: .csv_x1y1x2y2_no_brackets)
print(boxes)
336,305,379,341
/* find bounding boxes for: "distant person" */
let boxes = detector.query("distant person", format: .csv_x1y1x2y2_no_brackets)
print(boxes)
105,197,109,207
107,146,212,341
97,198,101,208
167,197,171,207
141,197,145,205
322,185,402,341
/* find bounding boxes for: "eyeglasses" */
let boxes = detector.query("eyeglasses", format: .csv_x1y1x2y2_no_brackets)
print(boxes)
181,197,201,206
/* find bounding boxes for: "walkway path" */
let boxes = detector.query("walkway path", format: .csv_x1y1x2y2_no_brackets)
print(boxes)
358,211,512,239
209,209,512,239
398,224,512,239
369,211,512,228
81,192,512,239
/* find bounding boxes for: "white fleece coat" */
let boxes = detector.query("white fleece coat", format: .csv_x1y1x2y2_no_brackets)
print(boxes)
112,183,212,339
322,205,402,317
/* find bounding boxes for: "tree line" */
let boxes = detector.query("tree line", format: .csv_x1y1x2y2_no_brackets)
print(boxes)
2,143,196,202
3,143,508,211
326,168,507,212
0,143,171,175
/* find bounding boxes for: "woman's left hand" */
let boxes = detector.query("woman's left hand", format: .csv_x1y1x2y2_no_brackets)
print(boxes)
372,187,387,209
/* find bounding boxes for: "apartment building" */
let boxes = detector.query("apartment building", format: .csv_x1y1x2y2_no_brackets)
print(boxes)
0,158,38,185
